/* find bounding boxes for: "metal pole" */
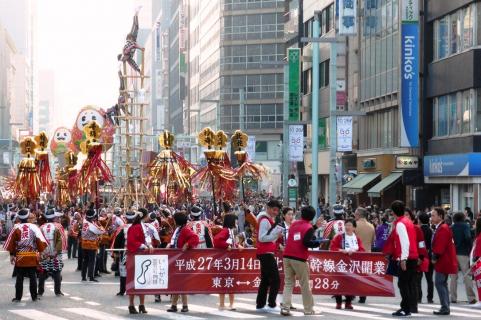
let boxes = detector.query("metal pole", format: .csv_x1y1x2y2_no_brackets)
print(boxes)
311,15,320,208
329,43,338,207
216,102,221,131
282,63,289,205
9,129,13,168
239,88,245,131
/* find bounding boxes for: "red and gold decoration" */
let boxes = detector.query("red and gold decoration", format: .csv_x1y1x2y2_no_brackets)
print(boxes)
55,167,70,207
231,130,266,201
71,106,115,153
193,128,236,215
35,132,53,193
65,151,79,202
76,121,113,204
147,130,195,205
14,137,40,203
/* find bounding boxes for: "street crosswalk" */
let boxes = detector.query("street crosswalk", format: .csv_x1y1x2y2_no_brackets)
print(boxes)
7,301,481,319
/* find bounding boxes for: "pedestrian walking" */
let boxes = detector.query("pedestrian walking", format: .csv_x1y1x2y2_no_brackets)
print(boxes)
431,207,458,315
383,201,419,317
255,199,284,311
417,211,434,303
281,206,323,316
450,212,477,304
354,207,375,303
4,209,48,302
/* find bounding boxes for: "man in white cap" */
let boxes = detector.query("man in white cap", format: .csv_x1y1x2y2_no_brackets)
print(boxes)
4,208,48,302
38,209,65,297
322,204,346,249
81,208,105,282
188,205,213,249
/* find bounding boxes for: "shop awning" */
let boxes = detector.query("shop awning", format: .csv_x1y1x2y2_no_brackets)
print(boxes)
343,173,381,194
367,172,403,197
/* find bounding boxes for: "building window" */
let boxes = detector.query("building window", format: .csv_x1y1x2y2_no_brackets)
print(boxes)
434,3,476,61
319,59,329,88
432,89,479,137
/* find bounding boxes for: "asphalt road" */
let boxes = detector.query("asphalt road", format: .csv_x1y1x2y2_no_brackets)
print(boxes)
0,250,480,320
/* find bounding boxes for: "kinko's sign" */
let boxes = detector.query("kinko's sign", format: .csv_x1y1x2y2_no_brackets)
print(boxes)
126,249,394,296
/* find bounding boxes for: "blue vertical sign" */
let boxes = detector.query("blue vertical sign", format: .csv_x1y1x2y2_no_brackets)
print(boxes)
400,0,419,148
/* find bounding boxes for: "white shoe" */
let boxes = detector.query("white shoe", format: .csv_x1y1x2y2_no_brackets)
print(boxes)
266,306,280,313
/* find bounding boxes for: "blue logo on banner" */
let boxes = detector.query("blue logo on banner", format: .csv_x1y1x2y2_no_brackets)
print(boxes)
400,23,419,148
424,153,481,177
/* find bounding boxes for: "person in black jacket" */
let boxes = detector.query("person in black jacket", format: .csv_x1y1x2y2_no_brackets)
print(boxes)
449,212,476,304
417,212,434,303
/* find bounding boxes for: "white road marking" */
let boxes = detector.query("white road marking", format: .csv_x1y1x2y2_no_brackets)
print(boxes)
418,302,481,314
69,296,83,301
9,310,68,320
235,302,316,317
369,303,480,318
85,301,100,306
188,303,264,318
115,306,206,320
345,303,427,317
63,308,126,320
316,302,394,320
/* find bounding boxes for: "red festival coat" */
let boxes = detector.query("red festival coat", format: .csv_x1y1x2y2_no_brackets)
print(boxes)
474,233,481,261
213,228,235,249
175,226,200,249
432,223,458,274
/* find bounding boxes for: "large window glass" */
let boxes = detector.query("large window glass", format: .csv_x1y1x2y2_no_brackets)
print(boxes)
432,89,480,137
434,3,477,60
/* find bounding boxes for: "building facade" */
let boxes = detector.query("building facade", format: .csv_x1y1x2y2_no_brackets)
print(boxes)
38,69,54,136
423,0,481,212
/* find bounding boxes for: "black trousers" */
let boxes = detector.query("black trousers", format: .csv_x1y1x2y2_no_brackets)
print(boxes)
77,245,83,270
67,236,78,259
38,270,62,295
95,245,108,273
15,267,37,300
417,262,434,302
81,249,96,280
398,259,418,313
256,254,280,308
335,295,354,304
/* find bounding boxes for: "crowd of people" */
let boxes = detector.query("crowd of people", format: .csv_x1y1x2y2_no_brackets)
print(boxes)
1,198,481,317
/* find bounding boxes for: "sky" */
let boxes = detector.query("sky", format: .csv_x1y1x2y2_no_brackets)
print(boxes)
37,0,136,129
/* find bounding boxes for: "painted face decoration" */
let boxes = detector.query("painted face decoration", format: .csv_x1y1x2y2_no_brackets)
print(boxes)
76,108,105,131
54,128,72,143
50,127,74,157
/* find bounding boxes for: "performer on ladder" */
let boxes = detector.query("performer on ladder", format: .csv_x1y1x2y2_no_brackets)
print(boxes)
38,209,66,297
118,8,143,73
4,209,48,302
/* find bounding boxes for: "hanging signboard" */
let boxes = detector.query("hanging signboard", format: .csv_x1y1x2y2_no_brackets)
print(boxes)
337,116,353,152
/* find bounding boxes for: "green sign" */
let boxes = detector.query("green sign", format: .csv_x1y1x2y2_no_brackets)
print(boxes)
319,117,327,149
288,48,300,121
179,52,187,73
288,187,298,209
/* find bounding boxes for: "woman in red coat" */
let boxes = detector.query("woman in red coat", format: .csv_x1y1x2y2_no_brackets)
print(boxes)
214,214,244,310
330,219,365,310
126,211,153,314
472,218,481,301
431,208,458,316
167,211,199,313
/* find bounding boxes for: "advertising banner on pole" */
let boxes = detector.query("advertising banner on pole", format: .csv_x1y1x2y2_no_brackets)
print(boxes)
319,117,327,149
246,136,256,160
337,116,352,152
127,249,394,296
288,48,301,121
289,125,304,162
400,0,419,147
338,0,357,35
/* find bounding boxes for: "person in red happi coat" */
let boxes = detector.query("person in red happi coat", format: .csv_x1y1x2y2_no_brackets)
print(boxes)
431,207,458,316
214,214,244,311
472,218,481,302
167,211,199,313
330,219,365,310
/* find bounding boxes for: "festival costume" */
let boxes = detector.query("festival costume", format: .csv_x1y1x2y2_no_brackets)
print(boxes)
4,221,48,301
67,217,80,259
38,221,66,296
81,218,104,281
188,219,213,248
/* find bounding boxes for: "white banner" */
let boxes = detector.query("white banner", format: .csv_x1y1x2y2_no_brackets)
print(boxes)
134,255,169,289
339,0,357,35
401,0,419,22
337,116,353,152
246,136,256,160
289,125,304,162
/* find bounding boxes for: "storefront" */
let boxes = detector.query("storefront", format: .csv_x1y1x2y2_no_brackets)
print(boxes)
343,154,421,209
424,153,481,213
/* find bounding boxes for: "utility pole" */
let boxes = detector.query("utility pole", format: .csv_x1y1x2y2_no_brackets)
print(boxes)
311,14,320,209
